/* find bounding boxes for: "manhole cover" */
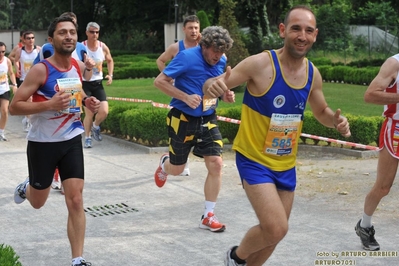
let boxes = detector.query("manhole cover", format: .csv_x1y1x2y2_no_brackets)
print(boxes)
84,203,138,217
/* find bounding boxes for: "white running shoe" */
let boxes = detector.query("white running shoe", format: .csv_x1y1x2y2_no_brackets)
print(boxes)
0,133,7,141
14,178,29,204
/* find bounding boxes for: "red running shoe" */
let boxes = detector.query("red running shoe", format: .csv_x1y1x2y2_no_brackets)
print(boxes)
154,153,169,187
199,212,226,232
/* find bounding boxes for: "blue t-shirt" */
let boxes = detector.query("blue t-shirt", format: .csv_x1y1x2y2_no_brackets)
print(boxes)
33,42,87,65
163,46,226,117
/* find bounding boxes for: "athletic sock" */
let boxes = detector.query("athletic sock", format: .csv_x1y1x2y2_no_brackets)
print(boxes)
204,201,216,217
231,246,246,264
360,213,372,228
160,156,168,172
72,257,84,264
92,123,99,129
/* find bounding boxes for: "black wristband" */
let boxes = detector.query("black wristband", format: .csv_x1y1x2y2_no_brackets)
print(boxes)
82,97,88,107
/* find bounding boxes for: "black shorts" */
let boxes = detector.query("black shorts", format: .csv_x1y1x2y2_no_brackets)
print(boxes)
16,77,23,87
167,108,223,166
0,91,10,100
27,135,84,190
82,80,107,101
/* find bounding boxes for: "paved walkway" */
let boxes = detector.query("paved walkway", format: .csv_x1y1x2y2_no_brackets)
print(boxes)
0,114,398,266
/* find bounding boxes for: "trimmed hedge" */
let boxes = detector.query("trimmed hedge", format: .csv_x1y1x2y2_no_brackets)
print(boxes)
101,102,383,149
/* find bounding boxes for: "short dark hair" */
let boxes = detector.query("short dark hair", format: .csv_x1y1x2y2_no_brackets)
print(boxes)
60,12,77,20
183,15,199,27
23,31,34,39
19,30,25,37
48,16,77,38
284,5,316,26
0,42,6,48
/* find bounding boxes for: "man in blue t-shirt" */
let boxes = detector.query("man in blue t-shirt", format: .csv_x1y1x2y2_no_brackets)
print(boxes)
153,26,234,233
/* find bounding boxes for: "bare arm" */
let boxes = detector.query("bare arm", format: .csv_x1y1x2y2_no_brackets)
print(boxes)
9,64,70,115
103,43,114,85
153,72,201,109
156,43,179,72
78,56,100,113
7,45,20,62
7,58,17,93
308,67,351,137
364,57,399,105
203,53,267,98
13,48,21,77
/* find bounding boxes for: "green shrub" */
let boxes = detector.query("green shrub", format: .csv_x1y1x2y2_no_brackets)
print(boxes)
308,57,333,66
0,244,22,266
217,107,241,143
129,107,169,146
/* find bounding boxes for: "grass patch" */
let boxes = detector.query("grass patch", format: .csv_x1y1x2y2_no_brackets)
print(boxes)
106,79,382,117
0,244,22,266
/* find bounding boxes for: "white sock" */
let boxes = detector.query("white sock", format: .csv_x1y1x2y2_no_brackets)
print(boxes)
360,213,372,228
0,129,4,134
161,157,168,172
204,201,216,217
92,123,99,129
85,136,91,140
72,257,84,264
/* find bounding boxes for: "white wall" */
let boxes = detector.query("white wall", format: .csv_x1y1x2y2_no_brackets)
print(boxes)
0,30,48,53
163,22,184,50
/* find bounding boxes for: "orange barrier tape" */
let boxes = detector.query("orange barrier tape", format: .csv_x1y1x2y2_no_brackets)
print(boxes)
107,96,379,151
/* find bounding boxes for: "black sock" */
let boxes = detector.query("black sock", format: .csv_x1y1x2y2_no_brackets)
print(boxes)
231,246,246,264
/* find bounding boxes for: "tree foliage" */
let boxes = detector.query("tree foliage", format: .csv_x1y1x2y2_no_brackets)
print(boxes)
197,10,211,32
218,0,249,68
313,5,351,51
0,0,397,55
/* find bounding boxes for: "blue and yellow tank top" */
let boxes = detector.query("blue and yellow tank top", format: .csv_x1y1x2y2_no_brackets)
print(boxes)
232,50,314,171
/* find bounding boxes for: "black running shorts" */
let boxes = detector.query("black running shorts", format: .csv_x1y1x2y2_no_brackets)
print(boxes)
27,135,84,189
166,108,223,166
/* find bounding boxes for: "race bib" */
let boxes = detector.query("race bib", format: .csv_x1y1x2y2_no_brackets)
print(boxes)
202,95,217,111
263,113,301,156
56,78,83,114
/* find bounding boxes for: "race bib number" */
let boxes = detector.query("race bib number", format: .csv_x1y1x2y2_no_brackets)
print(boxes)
0,71,7,85
56,78,83,114
202,95,217,111
23,59,34,73
263,113,301,156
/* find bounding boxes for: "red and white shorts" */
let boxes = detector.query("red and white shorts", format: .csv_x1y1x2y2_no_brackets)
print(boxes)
380,117,399,159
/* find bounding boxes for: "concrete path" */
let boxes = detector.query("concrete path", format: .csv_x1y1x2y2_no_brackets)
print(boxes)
1,114,398,266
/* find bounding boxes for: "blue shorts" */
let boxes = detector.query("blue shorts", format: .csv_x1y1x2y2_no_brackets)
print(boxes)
236,152,296,191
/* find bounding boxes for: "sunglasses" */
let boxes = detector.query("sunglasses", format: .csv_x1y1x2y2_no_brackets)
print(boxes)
25,37,35,40
0,51,5,54
89,31,99,34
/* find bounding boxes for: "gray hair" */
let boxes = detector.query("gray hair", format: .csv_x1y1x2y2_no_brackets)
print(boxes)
86,22,100,31
199,26,233,53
